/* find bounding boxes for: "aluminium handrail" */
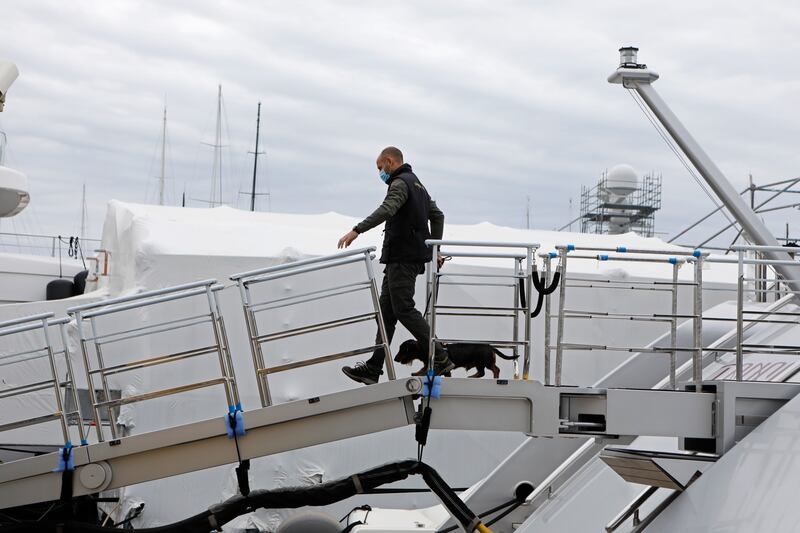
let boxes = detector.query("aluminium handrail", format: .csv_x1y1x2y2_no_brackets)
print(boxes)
425,239,539,379
547,247,697,389
0,313,86,446
233,248,393,407
229,246,377,280
67,279,218,313
69,279,239,442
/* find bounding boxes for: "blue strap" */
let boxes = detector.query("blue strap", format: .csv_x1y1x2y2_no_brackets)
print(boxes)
668,257,678,265
53,443,75,473
549,252,558,258
566,244,575,252
616,246,627,253
225,406,246,438
599,254,609,261
422,372,443,399
693,249,702,257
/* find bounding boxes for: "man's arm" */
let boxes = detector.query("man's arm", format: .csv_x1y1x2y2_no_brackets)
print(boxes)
338,180,408,248
354,180,408,234
429,199,444,239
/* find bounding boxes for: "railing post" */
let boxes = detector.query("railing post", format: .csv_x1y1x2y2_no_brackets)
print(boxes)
89,316,118,439
523,246,534,380
543,254,553,386
670,261,679,390
692,254,704,388
427,243,440,373
555,249,568,386
206,286,236,407
736,249,744,381
40,318,70,443
365,251,395,380
238,281,269,407
58,321,87,445
512,258,521,379
75,311,104,442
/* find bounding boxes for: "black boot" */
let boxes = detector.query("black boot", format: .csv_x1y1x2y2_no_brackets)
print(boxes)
342,361,383,385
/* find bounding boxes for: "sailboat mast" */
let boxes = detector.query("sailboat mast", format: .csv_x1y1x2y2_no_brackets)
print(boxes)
250,102,262,212
80,182,87,242
159,105,167,206
210,85,223,206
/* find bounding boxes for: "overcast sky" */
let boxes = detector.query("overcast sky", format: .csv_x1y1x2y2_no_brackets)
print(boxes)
1,0,798,247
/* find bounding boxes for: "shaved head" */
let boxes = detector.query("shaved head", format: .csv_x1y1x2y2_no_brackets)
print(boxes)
379,146,403,163
376,146,404,176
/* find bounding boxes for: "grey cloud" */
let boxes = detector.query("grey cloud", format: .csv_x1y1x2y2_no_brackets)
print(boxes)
0,0,798,248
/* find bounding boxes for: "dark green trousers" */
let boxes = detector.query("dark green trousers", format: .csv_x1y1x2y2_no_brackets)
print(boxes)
367,263,443,370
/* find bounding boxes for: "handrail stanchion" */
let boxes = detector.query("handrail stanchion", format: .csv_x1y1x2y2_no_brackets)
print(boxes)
365,251,395,380
555,248,568,386
428,242,440,373
89,316,118,439
205,285,237,407
512,258,522,379
57,319,87,445
692,254,705,388
736,249,745,381
523,246,534,380
40,316,70,443
543,253,553,385
238,281,269,406
75,311,103,442
669,260,679,390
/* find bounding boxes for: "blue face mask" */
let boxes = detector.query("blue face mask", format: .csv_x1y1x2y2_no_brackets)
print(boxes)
379,169,391,184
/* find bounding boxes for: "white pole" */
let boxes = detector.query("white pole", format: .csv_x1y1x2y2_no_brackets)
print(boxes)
609,48,800,294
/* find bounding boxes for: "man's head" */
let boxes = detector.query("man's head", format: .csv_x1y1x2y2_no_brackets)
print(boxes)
376,146,404,177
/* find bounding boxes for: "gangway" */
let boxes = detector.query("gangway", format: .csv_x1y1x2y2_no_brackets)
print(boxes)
0,372,755,510
2,236,800,530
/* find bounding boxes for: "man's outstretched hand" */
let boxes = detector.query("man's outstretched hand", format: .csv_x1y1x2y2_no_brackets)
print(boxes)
338,230,359,249
437,253,445,269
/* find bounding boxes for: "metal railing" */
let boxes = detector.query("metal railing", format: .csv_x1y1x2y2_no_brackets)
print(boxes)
545,245,706,388
67,279,239,441
0,312,86,446
231,247,393,407
425,240,539,379
0,231,101,259
731,244,800,381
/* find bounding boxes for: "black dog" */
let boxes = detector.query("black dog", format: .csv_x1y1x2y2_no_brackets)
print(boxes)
394,339,519,378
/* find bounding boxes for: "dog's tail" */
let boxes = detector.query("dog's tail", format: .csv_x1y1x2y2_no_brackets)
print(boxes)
492,347,520,360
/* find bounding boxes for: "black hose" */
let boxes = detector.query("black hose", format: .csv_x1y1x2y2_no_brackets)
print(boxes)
437,497,518,533
2,461,483,533
528,270,560,318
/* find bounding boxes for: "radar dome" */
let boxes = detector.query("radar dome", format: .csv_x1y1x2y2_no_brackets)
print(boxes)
0,165,29,217
276,511,342,533
605,164,639,196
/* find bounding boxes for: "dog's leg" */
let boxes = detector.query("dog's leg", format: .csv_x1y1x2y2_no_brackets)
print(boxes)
469,368,486,378
492,365,500,378
412,366,427,376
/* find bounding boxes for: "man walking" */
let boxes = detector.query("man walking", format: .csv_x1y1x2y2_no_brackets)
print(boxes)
338,146,454,385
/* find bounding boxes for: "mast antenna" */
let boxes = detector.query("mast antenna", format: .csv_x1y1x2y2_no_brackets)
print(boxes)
203,85,225,207
159,105,167,206
80,182,87,242
526,195,531,229
248,102,266,212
